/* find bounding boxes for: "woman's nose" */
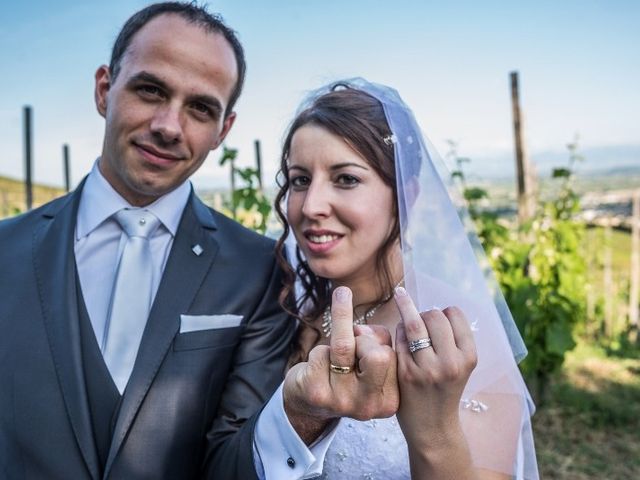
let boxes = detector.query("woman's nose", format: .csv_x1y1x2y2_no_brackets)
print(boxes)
301,182,332,219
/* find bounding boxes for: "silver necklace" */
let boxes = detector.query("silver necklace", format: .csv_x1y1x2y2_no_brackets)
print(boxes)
321,279,404,338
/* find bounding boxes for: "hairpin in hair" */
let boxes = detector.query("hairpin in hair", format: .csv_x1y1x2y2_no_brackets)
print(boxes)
383,133,397,146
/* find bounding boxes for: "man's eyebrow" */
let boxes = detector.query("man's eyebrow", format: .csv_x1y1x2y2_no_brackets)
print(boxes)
127,71,224,116
127,71,169,90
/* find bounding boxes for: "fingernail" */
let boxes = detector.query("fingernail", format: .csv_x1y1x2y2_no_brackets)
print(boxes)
334,286,351,303
395,286,407,297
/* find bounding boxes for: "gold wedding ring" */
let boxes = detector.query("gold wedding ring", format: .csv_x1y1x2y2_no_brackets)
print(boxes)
330,363,354,374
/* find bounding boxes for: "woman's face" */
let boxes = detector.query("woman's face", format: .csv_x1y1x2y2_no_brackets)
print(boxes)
286,124,396,286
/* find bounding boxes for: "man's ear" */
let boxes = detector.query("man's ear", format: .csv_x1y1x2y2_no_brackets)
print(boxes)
94,65,111,118
212,111,236,150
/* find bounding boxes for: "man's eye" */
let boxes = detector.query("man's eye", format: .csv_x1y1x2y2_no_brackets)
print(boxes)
138,85,163,98
191,103,212,116
290,175,310,188
336,174,359,186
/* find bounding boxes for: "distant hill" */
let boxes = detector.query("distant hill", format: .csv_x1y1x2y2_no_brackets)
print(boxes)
590,165,640,177
459,144,640,181
0,175,65,219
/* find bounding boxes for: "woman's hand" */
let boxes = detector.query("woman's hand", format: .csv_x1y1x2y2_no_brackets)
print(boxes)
283,286,399,444
394,286,478,478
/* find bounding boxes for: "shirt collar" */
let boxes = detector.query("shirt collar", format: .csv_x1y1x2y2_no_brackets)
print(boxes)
76,160,191,240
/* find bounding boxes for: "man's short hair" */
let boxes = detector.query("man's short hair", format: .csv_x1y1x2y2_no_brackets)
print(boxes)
109,1,246,118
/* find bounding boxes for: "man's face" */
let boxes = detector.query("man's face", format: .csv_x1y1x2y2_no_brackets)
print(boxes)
95,14,237,206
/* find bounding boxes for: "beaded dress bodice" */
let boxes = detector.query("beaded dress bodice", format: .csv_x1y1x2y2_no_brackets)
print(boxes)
318,415,410,479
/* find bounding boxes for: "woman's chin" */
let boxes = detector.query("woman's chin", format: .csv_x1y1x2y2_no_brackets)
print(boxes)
306,261,343,282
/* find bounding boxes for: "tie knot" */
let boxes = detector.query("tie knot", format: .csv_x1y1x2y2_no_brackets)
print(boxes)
114,208,161,239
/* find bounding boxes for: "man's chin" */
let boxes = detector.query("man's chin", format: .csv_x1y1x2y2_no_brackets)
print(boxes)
119,180,168,207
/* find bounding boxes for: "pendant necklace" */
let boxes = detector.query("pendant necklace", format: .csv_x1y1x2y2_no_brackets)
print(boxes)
321,278,404,338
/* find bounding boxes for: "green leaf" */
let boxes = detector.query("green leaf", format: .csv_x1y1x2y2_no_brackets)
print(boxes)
218,146,238,166
463,187,488,201
545,320,576,356
552,168,571,179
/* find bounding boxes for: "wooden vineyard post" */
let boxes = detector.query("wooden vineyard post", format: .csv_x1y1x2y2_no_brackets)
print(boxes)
254,139,263,191
23,106,33,211
603,223,614,339
510,71,535,224
630,190,639,343
63,144,71,193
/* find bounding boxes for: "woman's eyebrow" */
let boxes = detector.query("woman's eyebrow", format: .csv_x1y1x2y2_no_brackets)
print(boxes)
329,162,369,171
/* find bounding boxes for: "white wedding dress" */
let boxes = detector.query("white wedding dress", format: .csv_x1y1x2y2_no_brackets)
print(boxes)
318,416,410,479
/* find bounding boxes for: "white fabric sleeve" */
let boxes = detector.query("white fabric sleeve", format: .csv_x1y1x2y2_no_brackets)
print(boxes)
253,382,338,479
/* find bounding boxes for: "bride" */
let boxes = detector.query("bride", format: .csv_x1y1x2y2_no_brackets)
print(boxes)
274,78,538,479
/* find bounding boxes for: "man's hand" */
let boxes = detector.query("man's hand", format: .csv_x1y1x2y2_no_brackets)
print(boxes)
283,286,399,444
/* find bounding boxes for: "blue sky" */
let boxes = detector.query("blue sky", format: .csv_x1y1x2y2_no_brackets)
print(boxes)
1,0,638,189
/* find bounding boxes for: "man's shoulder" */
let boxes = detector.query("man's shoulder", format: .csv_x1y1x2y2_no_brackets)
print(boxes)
0,193,73,235
0,193,74,266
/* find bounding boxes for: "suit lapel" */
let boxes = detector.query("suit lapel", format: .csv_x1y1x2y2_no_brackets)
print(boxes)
32,181,101,480
105,194,219,475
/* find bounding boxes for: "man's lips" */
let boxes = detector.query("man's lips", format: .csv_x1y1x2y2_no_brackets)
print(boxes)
134,142,185,164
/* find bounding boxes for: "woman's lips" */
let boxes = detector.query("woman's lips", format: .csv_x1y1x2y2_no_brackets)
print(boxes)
303,232,343,254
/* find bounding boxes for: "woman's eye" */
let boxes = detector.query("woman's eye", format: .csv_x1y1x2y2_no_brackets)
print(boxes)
336,174,360,186
290,175,310,188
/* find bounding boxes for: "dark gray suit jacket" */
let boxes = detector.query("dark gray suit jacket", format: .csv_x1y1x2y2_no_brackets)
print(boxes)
0,183,294,479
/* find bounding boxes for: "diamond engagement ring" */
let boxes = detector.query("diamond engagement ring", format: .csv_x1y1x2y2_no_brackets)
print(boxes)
330,364,354,374
408,337,432,353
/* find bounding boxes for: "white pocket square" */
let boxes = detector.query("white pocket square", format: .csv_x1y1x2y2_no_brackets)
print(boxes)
179,314,243,333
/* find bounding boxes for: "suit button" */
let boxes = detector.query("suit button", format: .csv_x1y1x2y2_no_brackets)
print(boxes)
287,457,295,468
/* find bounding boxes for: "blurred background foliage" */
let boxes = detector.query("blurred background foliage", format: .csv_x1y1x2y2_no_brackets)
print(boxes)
449,139,639,479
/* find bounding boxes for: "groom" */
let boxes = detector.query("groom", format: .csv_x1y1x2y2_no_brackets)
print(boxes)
0,2,398,480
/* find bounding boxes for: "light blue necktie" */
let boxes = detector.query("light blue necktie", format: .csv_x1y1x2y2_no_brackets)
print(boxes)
102,208,161,393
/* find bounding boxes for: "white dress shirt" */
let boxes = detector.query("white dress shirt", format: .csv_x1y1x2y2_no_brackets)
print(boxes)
255,384,337,479
75,162,189,346
74,161,334,479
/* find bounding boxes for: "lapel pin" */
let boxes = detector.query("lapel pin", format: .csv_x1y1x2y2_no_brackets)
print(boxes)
192,244,204,256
